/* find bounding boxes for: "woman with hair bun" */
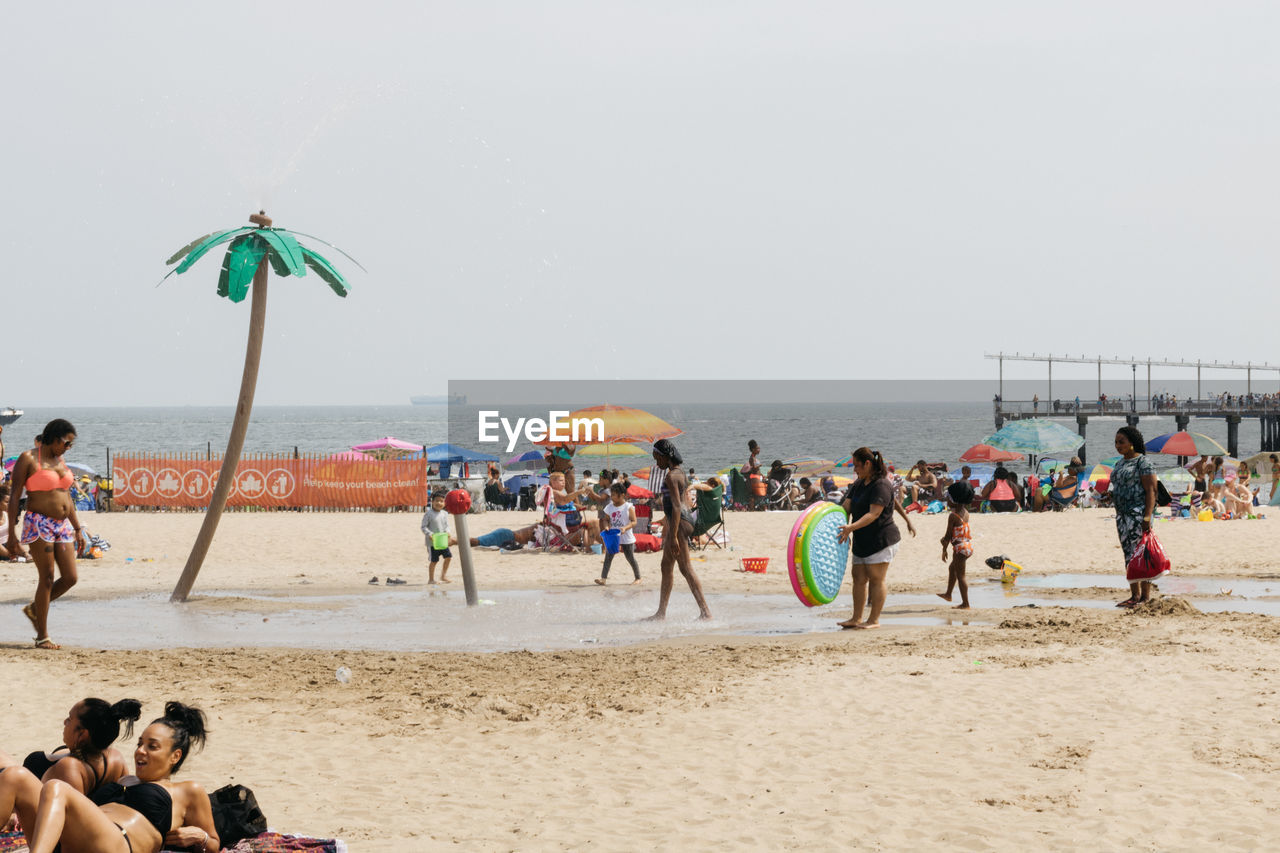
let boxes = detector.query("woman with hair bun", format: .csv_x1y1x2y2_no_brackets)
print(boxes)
0,697,142,831
837,447,907,629
4,701,218,853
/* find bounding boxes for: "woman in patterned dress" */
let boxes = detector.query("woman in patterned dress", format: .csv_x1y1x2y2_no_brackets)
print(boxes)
1112,426,1158,608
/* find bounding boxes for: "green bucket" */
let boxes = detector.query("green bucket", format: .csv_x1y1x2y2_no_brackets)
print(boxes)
431,531,450,550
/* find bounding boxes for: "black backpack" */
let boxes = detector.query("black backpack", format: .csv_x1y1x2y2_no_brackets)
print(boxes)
209,784,268,848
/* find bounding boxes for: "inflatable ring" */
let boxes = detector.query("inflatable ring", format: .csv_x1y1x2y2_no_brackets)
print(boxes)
787,503,827,606
798,503,850,605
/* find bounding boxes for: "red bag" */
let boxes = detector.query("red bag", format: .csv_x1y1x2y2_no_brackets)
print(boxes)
632,533,662,552
1126,530,1171,582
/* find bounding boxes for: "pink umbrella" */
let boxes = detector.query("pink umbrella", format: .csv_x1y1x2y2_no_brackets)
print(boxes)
328,450,375,460
351,437,424,452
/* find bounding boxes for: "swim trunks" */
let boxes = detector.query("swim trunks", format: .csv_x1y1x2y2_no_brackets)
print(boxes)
21,511,74,544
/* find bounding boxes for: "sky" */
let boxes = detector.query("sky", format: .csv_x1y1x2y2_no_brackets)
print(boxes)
2,1,1278,406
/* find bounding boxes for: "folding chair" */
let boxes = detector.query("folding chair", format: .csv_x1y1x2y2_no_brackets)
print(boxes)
534,485,586,552
692,484,726,550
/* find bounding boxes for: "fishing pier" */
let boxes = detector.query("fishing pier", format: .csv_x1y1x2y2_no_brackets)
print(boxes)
986,353,1280,458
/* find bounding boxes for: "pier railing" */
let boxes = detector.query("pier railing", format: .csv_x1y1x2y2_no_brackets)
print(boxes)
995,398,1280,417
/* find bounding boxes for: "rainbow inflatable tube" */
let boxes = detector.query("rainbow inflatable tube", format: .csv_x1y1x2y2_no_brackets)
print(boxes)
787,502,851,606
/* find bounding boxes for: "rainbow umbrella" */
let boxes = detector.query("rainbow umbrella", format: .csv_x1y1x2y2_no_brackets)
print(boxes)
1081,463,1112,484
959,443,1023,464
780,456,836,477
835,454,895,468
1145,432,1227,457
577,442,649,467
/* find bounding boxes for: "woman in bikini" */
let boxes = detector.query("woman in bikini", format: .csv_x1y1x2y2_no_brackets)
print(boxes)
3,701,218,853
1,697,142,831
6,419,84,649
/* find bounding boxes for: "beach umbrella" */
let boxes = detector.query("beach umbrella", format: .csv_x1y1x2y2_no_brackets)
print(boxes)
533,405,681,446
577,441,650,468
835,454,895,468
66,461,98,478
578,442,648,458
633,466,652,480
626,484,655,499
1144,432,1227,457
1081,463,1112,484
352,436,425,457
504,450,545,471
1158,468,1195,490
164,210,358,603
326,450,374,460
959,443,1023,464
503,472,548,492
1100,455,1122,467
780,456,836,477
982,419,1083,456
1238,451,1276,471
1037,458,1064,474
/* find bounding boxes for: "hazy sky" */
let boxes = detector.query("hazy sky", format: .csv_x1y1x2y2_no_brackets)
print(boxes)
3,1,1277,406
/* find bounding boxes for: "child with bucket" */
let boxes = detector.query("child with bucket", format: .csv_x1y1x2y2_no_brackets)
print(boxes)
596,483,641,585
421,490,455,584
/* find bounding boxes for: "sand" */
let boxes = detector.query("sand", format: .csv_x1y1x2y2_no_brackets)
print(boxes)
3,506,1280,850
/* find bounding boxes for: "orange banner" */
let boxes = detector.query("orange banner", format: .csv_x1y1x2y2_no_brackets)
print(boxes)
111,457,430,508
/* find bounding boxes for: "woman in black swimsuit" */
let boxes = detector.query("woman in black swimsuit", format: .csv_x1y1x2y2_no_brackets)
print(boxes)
0,697,141,832
9,701,218,853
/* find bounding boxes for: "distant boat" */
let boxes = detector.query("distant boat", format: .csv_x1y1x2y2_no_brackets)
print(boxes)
410,394,466,406
0,407,22,427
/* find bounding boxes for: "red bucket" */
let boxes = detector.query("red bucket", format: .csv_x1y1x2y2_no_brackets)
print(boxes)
740,557,769,574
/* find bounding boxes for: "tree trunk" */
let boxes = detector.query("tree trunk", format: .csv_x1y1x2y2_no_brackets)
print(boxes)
171,258,270,602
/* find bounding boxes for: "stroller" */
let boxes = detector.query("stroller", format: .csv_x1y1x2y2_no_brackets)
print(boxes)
765,473,795,511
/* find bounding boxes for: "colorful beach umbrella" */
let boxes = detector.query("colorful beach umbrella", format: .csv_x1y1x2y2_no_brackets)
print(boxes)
578,442,648,458
959,443,1023,464
352,436,424,454
633,466,652,480
532,405,681,446
982,419,1083,456
504,450,545,471
1081,463,1112,484
327,450,374,461
780,456,836,477
1144,432,1227,457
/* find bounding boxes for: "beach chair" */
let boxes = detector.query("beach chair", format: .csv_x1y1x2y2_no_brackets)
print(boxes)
1048,477,1082,510
692,484,726,550
534,485,586,552
729,468,751,509
634,503,653,535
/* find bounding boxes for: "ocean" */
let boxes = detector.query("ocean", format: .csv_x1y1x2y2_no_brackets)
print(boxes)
9,403,1267,478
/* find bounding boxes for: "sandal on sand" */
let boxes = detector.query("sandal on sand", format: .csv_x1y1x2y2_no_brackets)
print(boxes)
385,577,406,585
368,576,379,585
34,637,60,650
1116,598,1137,608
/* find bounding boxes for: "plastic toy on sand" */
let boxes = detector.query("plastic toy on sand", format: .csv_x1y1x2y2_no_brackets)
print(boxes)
787,502,850,606
985,554,1023,584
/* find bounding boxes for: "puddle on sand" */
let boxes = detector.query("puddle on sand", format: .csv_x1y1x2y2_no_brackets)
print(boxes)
945,574,1280,616
0,589,985,653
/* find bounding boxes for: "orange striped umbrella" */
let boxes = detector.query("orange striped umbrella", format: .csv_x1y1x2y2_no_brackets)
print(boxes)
533,405,681,446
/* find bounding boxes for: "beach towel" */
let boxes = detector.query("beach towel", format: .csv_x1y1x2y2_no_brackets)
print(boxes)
0,829,345,853
226,833,345,852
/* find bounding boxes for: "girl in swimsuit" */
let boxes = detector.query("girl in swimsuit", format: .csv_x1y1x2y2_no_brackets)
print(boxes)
0,697,142,833
937,481,974,609
5,419,84,650
6,701,218,853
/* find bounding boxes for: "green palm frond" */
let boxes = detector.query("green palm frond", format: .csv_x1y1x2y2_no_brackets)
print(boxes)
172,227,255,275
217,234,268,303
257,229,306,278
301,247,350,297
279,229,368,273
166,231,217,266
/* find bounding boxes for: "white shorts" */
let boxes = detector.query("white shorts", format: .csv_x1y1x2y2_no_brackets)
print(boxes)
850,541,899,566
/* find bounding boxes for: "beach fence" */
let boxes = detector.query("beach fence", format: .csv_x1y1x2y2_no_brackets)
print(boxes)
109,452,430,511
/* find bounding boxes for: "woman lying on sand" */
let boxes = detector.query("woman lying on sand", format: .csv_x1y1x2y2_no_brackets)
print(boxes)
1,696,143,831
1,701,218,853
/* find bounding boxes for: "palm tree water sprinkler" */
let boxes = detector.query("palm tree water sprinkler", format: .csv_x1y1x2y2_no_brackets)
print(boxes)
163,211,357,602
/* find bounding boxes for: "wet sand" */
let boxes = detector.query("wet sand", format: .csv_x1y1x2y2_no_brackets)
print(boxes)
3,508,1280,849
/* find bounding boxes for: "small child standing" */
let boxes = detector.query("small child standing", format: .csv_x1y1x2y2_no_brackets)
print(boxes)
421,491,454,584
937,481,974,609
596,483,641,585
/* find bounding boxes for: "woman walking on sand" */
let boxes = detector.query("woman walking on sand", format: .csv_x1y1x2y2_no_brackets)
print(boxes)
837,447,902,629
1112,426,1158,608
6,420,85,650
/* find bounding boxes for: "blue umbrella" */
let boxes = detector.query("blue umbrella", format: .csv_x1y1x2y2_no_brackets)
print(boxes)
503,473,548,492
505,450,545,471
982,419,1083,456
